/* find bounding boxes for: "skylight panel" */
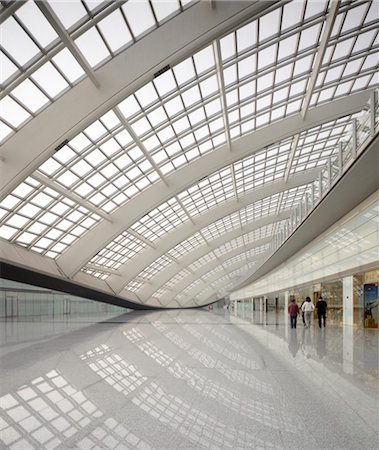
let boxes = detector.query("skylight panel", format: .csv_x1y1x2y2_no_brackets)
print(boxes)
181,85,201,108
0,51,19,84
278,34,298,61
237,21,257,53
258,43,277,70
75,27,110,68
173,57,196,85
188,107,206,126
16,1,58,48
281,2,304,31
259,8,280,42
151,0,180,23
52,48,85,83
56,171,79,188
11,79,49,113
84,120,108,141
298,23,322,52
1,17,40,67
117,95,141,119
131,117,151,136
353,29,377,53
135,82,159,108
164,96,184,118
304,0,328,20
69,133,92,152
220,33,236,61
257,72,274,93
223,65,237,87
100,110,121,130
341,3,367,33
153,70,177,97
121,0,156,39
0,96,30,128
193,45,215,75
238,55,255,80
98,9,133,53
147,106,167,127
31,62,70,98
0,121,13,142
48,1,88,30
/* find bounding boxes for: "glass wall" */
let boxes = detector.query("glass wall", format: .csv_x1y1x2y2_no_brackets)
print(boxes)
0,279,128,318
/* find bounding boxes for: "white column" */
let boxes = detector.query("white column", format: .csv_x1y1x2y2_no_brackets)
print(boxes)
259,297,263,323
343,276,354,326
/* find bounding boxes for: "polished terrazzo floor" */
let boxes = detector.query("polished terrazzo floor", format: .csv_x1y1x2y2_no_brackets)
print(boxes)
0,309,378,449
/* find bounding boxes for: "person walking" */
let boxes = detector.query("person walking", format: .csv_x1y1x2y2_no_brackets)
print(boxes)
316,296,327,327
300,299,306,325
288,298,299,329
302,296,314,328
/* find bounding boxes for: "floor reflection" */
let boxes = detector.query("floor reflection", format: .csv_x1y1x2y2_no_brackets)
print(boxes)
0,310,378,449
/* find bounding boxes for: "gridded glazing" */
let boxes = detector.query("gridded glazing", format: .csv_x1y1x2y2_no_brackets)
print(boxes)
167,232,206,260
280,185,313,210
124,279,143,293
221,1,327,140
199,211,241,242
37,114,159,213
311,1,378,106
222,244,270,269
188,252,218,272
136,254,173,283
0,176,100,258
0,0,197,142
213,224,275,258
240,195,281,225
292,114,358,172
201,265,226,282
116,47,227,177
234,140,292,193
130,198,188,242
85,231,146,273
177,168,234,216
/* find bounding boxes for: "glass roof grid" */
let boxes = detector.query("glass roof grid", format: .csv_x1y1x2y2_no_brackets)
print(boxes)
177,167,234,217
199,211,241,242
129,198,188,242
280,185,312,211
87,231,146,270
163,269,192,290
136,254,173,284
234,141,291,195
81,268,109,280
214,236,245,258
292,116,354,172
0,1,197,136
0,175,102,258
124,279,143,293
167,232,206,260
313,3,377,106
188,251,217,272
239,194,281,226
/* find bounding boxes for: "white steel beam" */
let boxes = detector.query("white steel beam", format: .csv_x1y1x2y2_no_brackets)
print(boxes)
137,212,290,300
36,1,100,88
32,172,113,223
56,93,369,278
106,171,318,294
301,0,340,118
1,0,275,198
159,237,271,306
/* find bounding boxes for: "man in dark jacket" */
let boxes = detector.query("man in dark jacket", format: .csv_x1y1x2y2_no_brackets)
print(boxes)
316,296,327,327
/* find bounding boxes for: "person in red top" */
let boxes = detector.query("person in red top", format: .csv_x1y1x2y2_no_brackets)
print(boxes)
288,299,299,328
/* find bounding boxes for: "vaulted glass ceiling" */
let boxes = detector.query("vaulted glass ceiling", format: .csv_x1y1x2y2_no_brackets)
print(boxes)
0,0,378,308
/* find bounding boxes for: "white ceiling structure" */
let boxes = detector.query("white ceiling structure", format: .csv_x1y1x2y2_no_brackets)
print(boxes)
0,0,378,308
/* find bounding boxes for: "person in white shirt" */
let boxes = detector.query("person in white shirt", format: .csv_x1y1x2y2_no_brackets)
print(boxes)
301,296,315,328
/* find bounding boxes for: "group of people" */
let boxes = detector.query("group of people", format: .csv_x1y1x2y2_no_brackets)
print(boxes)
288,296,327,329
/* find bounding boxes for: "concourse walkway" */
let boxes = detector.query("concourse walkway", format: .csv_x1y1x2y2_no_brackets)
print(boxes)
0,309,378,449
